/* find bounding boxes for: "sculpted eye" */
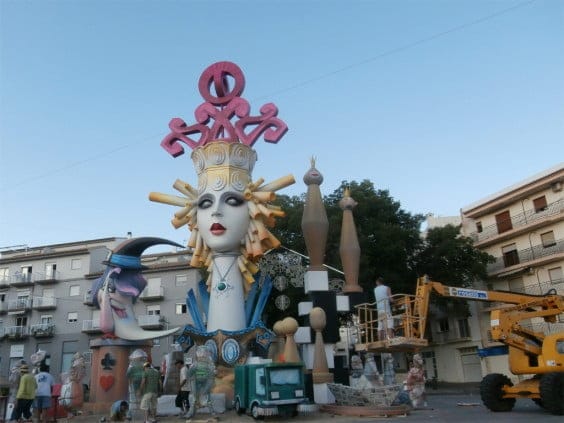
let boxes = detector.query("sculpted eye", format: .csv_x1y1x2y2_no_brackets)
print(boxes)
198,195,213,209
225,193,245,207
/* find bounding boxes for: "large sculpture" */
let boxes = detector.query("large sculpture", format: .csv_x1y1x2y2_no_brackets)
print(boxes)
150,61,295,365
91,237,182,340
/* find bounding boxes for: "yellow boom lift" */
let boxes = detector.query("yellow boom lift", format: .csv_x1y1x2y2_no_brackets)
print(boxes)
354,276,564,415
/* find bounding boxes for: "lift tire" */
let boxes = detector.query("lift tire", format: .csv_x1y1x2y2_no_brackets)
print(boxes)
234,397,245,415
539,373,564,415
480,373,515,412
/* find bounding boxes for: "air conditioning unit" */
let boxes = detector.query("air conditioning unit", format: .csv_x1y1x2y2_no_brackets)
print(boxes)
552,181,563,192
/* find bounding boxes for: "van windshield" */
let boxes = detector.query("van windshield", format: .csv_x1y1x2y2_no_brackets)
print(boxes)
269,368,300,385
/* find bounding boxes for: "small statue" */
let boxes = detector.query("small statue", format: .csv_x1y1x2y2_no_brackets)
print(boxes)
406,353,427,408
126,349,148,415
364,353,382,386
350,355,370,389
59,352,86,413
186,346,216,418
8,359,27,404
382,353,396,385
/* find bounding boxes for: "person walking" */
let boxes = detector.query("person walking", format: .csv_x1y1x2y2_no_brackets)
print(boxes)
34,363,55,423
175,360,190,417
374,276,394,340
138,362,162,423
10,364,37,423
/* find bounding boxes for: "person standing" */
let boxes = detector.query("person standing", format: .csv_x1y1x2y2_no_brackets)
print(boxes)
34,364,55,423
139,362,161,423
10,364,37,422
374,276,394,340
175,360,190,417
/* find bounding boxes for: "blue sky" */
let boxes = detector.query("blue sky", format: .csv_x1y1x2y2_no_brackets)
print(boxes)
1,0,563,250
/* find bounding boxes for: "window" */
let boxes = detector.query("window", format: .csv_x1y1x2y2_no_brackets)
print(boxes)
15,316,27,327
41,315,53,324
45,263,57,279
20,266,32,282
0,267,9,283
533,196,548,213
67,312,78,323
541,231,556,248
175,274,188,287
71,259,81,270
69,285,80,296
147,305,161,315
548,267,563,284
16,292,30,308
61,341,77,373
438,319,449,333
176,303,187,314
495,211,512,234
476,222,483,233
458,319,470,338
509,277,525,294
146,278,162,296
502,243,520,267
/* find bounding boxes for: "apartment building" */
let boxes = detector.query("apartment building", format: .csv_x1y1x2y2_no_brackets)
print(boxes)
0,237,200,389
460,163,564,381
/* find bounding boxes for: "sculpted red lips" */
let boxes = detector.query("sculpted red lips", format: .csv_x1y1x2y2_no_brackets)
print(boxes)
210,223,226,235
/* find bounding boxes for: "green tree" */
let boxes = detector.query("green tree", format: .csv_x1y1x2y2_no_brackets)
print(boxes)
270,180,424,298
413,224,495,315
414,224,493,286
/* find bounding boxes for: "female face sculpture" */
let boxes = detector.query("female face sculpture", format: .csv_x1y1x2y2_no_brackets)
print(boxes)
197,187,250,253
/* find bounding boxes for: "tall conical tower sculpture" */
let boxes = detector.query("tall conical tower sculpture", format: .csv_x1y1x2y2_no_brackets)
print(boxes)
297,158,335,404
301,157,329,278
339,188,363,293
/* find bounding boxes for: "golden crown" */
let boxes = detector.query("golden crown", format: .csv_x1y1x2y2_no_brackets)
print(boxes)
191,141,257,193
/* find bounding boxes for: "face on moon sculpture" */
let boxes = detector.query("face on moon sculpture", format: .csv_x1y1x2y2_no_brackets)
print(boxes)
197,188,250,253
93,237,182,341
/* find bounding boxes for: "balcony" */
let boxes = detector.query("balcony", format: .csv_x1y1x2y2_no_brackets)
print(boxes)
9,273,37,287
30,323,55,338
6,325,30,339
34,270,62,285
487,238,564,275
82,319,102,334
83,290,95,306
7,298,32,313
32,296,57,310
139,286,164,301
468,198,564,245
137,314,165,329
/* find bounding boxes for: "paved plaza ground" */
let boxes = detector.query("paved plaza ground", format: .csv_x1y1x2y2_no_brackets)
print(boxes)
49,383,563,422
